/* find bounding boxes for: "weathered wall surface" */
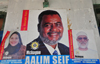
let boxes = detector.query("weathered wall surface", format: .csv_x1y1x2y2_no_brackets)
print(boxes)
92,0,100,4
3,0,100,59
0,0,9,12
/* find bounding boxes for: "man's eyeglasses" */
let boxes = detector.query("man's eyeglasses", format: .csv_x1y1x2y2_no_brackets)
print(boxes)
77,37,88,40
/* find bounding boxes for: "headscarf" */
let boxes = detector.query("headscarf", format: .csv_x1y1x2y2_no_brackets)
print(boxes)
4,31,23,55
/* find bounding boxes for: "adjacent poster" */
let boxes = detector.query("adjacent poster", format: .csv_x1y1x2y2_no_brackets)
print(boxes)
3,31,27,60
72,30,99,64
72,30,98,59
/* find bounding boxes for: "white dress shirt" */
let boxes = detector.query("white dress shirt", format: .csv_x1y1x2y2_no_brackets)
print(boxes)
74,48,98,59
44,43,61,55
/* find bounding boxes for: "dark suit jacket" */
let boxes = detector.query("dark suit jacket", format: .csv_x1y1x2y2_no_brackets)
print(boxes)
26,37,69,55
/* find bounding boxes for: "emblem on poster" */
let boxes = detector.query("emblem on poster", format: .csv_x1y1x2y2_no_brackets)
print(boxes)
5,51,9,55
31,41,39,50
76,50,79,54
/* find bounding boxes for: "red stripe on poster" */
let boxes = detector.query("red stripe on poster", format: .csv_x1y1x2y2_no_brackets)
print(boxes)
68,30,74,59
21,10,29,31
0,31,10,60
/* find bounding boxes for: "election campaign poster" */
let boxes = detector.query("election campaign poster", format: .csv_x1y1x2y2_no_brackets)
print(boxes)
25,9,70,64
72,30,99,63
0,10,99,64
2,31,27,60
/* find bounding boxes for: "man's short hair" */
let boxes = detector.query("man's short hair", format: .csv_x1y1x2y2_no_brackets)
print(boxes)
38,10,61,25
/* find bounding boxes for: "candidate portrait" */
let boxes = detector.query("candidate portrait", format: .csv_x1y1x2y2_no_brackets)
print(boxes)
26,10,69,55
3,31,26,59
73,31,98,59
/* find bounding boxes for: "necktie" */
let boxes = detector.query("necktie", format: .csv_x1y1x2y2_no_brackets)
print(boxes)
53,50,58,55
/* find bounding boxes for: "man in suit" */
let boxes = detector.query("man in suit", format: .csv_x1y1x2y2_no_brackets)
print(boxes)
26,10,69,55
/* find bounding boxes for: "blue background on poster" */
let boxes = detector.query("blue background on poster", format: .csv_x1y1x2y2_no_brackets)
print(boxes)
0,55,99,64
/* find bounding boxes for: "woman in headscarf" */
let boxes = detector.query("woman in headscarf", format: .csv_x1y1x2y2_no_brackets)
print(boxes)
3,31,26,59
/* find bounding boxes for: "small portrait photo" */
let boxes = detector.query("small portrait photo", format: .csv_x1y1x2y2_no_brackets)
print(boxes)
3,31,27,59
26,9,69,55
72,30,98,59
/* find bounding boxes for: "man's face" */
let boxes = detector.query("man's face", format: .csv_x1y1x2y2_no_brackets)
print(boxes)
77,35,89,48
39,14,63,45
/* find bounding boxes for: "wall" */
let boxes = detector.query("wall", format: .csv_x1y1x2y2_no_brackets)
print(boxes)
0,0,8,12
0,0,99,12
92,0,100,4
3,0,100,60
